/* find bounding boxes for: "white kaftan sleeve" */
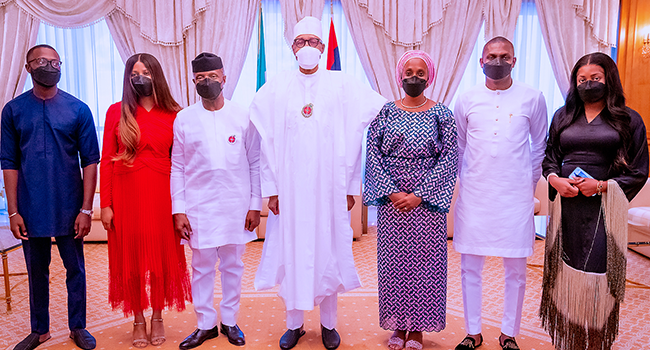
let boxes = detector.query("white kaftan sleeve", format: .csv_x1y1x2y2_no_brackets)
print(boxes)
529,91,548,188
250,83,280,198
170,117,186,214
344,76,387,195
245,120,263,211
453,95,468,176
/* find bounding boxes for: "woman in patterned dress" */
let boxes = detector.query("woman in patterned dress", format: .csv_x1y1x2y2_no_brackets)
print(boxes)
363,50,458,350
100,53,191,348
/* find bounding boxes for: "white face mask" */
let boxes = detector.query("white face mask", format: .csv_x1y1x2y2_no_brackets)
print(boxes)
296,46,321,70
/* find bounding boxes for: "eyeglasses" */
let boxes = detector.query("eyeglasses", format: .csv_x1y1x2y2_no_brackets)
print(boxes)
28,57,62,69
293,38,322,48
194,74,220,82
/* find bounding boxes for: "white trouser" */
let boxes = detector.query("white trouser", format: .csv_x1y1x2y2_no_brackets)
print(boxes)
460,254,527,337
191,244,246,329
286,294,338,330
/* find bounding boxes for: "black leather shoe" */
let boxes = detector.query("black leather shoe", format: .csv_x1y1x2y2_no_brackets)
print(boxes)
279,326,305,350
13,333,50,350
69,329,96,350
321,325,340,350
179,325,219,350
500,337,520,350
455,334,483,350
220,323,245,346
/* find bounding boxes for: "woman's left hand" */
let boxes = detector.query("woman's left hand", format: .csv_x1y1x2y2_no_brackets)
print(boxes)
393,193,422,213
574,177,602,196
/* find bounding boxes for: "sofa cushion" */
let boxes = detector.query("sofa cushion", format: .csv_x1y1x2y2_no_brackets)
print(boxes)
628,207,650,228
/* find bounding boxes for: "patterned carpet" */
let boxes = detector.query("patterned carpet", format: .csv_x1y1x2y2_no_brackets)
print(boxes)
1,226,650,350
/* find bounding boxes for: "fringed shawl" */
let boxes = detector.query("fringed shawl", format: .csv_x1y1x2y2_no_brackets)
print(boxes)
540,179,628,350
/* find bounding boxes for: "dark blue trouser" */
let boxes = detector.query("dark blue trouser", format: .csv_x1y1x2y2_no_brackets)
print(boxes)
22,234,86,334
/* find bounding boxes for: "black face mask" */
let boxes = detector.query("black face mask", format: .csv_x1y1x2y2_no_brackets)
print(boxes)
482,58,512,80
402,76,427,98
31,66,61,88
196,79,222,100
577,80,606,104
131,75,153,96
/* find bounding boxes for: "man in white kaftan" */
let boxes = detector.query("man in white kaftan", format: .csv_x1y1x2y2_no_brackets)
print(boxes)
250,16,386,350
172,53,261,349
452,37,547,350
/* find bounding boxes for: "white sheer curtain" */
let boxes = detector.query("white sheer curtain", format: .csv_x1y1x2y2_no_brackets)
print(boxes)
23,20,125,141
183,0,259,104
105,12,189,104
535,0,618,96
4,0,254,107
231,0,369,107
279,0,324,46
0,1,39,108
107,0,259,105
451,0,564,122
484,0,521,40
342,0,485,103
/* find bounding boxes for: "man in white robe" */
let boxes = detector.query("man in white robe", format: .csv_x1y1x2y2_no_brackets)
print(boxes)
250,16,386,350
171,52,261,349
452,37,548,350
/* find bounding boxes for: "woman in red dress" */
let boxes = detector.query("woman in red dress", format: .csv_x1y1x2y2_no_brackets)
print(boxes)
100,53,191,348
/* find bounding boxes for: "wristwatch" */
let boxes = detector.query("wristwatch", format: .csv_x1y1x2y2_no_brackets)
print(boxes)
80,208,93,217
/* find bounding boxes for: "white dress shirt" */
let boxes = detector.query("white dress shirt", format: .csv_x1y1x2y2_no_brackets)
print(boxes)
171,100,261,249
453,80,548,257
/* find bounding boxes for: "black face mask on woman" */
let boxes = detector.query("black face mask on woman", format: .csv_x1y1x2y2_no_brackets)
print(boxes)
577,80,606,104
196,79,222,100
32,66,61,87
402,76,427,98
131,75,153,96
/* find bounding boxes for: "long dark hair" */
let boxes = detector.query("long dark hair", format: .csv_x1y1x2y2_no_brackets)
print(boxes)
115,53,181,164
553,52,631,173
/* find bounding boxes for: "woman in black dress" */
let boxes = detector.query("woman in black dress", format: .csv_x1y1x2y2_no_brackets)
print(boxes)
540,52,648,350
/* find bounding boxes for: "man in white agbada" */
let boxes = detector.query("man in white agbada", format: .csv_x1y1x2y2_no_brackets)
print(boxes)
250,16,386,350
452,37,547,350
171,52,261,349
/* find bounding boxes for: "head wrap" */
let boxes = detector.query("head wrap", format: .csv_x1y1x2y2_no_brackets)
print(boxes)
395,50,435,88
293,16,322,40
192,52,223,73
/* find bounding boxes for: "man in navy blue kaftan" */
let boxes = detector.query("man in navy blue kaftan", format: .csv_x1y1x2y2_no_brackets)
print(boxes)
1,45,99,350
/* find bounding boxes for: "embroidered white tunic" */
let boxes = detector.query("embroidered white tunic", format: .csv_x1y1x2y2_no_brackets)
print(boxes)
171,100,261,249
453,81,547,258
250,69,386,310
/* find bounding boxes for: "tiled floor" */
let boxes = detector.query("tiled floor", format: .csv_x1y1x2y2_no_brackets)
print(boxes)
1,227,650,350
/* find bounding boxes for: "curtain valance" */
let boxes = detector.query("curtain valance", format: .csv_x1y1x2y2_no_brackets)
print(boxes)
356,0,452,46
571,0,619,47
4,0,208,46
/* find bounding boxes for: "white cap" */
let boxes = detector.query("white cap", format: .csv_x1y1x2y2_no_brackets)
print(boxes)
293,16,322,40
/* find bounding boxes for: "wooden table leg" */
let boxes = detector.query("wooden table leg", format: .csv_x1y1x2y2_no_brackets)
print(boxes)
2,251,10,313
362,205,368,236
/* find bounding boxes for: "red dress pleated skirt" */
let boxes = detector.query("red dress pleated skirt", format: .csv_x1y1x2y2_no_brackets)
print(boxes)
107,164,191,316
101,103,191,316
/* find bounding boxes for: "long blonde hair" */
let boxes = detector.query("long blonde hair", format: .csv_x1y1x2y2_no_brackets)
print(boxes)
114,53,180,164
